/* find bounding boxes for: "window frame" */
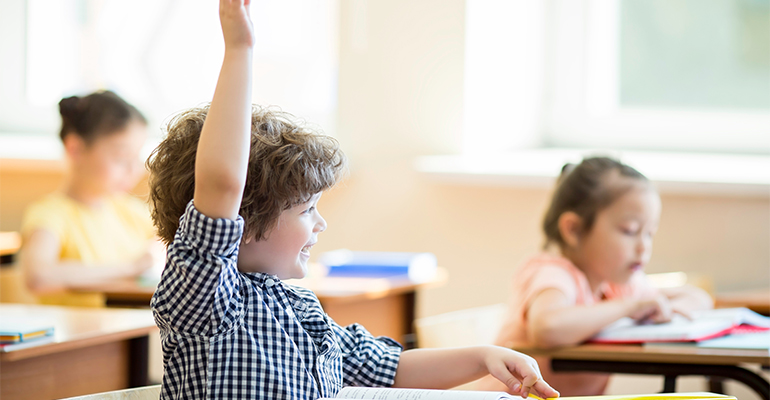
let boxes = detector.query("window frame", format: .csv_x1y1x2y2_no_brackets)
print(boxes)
542,0,770,154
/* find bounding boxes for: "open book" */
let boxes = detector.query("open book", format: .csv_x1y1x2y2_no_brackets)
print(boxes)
320,388,735,400
590,307,770,344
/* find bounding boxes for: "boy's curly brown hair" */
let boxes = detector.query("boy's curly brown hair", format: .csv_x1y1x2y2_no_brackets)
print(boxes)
146,105,347,245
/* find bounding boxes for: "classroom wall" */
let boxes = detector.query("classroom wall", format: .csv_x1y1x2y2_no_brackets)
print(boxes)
1,168,66,232
1,0,768,322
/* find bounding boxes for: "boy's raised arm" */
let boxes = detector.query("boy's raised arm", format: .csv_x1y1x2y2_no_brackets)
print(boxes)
194,0,254,220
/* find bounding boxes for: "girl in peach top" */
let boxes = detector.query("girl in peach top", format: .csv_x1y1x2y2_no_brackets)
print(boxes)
478,157,713,396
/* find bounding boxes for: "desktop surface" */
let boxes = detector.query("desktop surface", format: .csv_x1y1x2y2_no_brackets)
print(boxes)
0,304,157,400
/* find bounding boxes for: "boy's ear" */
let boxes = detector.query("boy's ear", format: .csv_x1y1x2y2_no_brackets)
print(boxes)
558,211,583,248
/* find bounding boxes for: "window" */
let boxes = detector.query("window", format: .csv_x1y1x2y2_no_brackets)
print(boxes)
422,0,770,194
463,0,770,155
0,0,339,138
546,0,770,153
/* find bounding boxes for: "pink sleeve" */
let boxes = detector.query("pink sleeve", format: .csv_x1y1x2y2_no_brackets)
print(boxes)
496,263,584,346
520,265,581,308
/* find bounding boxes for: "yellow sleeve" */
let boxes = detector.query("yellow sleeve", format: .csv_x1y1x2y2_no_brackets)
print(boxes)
120,195,156,240
20,196,69,241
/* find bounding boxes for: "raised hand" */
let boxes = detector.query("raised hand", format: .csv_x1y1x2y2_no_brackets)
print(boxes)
219,0,254,50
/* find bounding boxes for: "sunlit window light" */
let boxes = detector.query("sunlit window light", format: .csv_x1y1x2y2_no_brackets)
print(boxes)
22,0,339,137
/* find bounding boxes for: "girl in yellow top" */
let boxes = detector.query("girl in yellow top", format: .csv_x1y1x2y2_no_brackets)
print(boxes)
20,90,159,307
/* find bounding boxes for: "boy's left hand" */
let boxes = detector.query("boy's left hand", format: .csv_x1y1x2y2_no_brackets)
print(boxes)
483,346,560,399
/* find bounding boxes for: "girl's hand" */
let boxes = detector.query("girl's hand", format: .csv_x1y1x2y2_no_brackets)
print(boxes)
671,305,694,320
219,0,254,49
482,346,560,399
630,294,673,323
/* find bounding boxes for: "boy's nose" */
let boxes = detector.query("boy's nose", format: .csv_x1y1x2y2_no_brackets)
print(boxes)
315,215,327,233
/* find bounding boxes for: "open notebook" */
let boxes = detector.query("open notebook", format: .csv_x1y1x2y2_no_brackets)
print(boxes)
590,307,769,344
320,388,735,400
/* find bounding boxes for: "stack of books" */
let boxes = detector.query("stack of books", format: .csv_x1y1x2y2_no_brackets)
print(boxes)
0,318,55,351
318,249,437,282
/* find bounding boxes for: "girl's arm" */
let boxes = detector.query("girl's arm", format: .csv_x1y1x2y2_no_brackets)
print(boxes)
21,229,150,292
526,288,671,348
193,0,254,221
393,346,559,399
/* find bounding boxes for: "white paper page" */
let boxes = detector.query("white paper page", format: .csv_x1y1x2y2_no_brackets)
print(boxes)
334,387,514,400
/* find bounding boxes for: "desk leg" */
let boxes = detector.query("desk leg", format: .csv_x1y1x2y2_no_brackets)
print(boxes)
129,335,150,387
662,376,677,393
708,376,726,394
552,359,770,400
403,292,417,349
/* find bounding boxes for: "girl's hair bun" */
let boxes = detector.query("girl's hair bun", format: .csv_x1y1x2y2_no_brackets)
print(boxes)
557,162,576,183
57,91,146,143
560,162,575,175
59,95,82,124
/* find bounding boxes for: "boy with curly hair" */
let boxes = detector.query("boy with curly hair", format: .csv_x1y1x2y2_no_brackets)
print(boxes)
147,1,560,399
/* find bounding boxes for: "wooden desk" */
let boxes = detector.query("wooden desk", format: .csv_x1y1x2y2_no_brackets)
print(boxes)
0,231,21,256
0,231,21,264
76,269,447,346
74,278,157,307
0,304,157,400
512,342,770,400
291,270,447,345
716,289,770,316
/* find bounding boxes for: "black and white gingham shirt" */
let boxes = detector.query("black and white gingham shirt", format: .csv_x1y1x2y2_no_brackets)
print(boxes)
151,201,402,399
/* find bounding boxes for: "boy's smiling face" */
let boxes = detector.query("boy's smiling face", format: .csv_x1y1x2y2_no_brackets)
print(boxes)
237,193,326,279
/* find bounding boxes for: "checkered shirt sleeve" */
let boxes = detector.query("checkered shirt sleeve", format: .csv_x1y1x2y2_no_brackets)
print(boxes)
152,201,244,337
151,201,245,399
332,321,403,387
